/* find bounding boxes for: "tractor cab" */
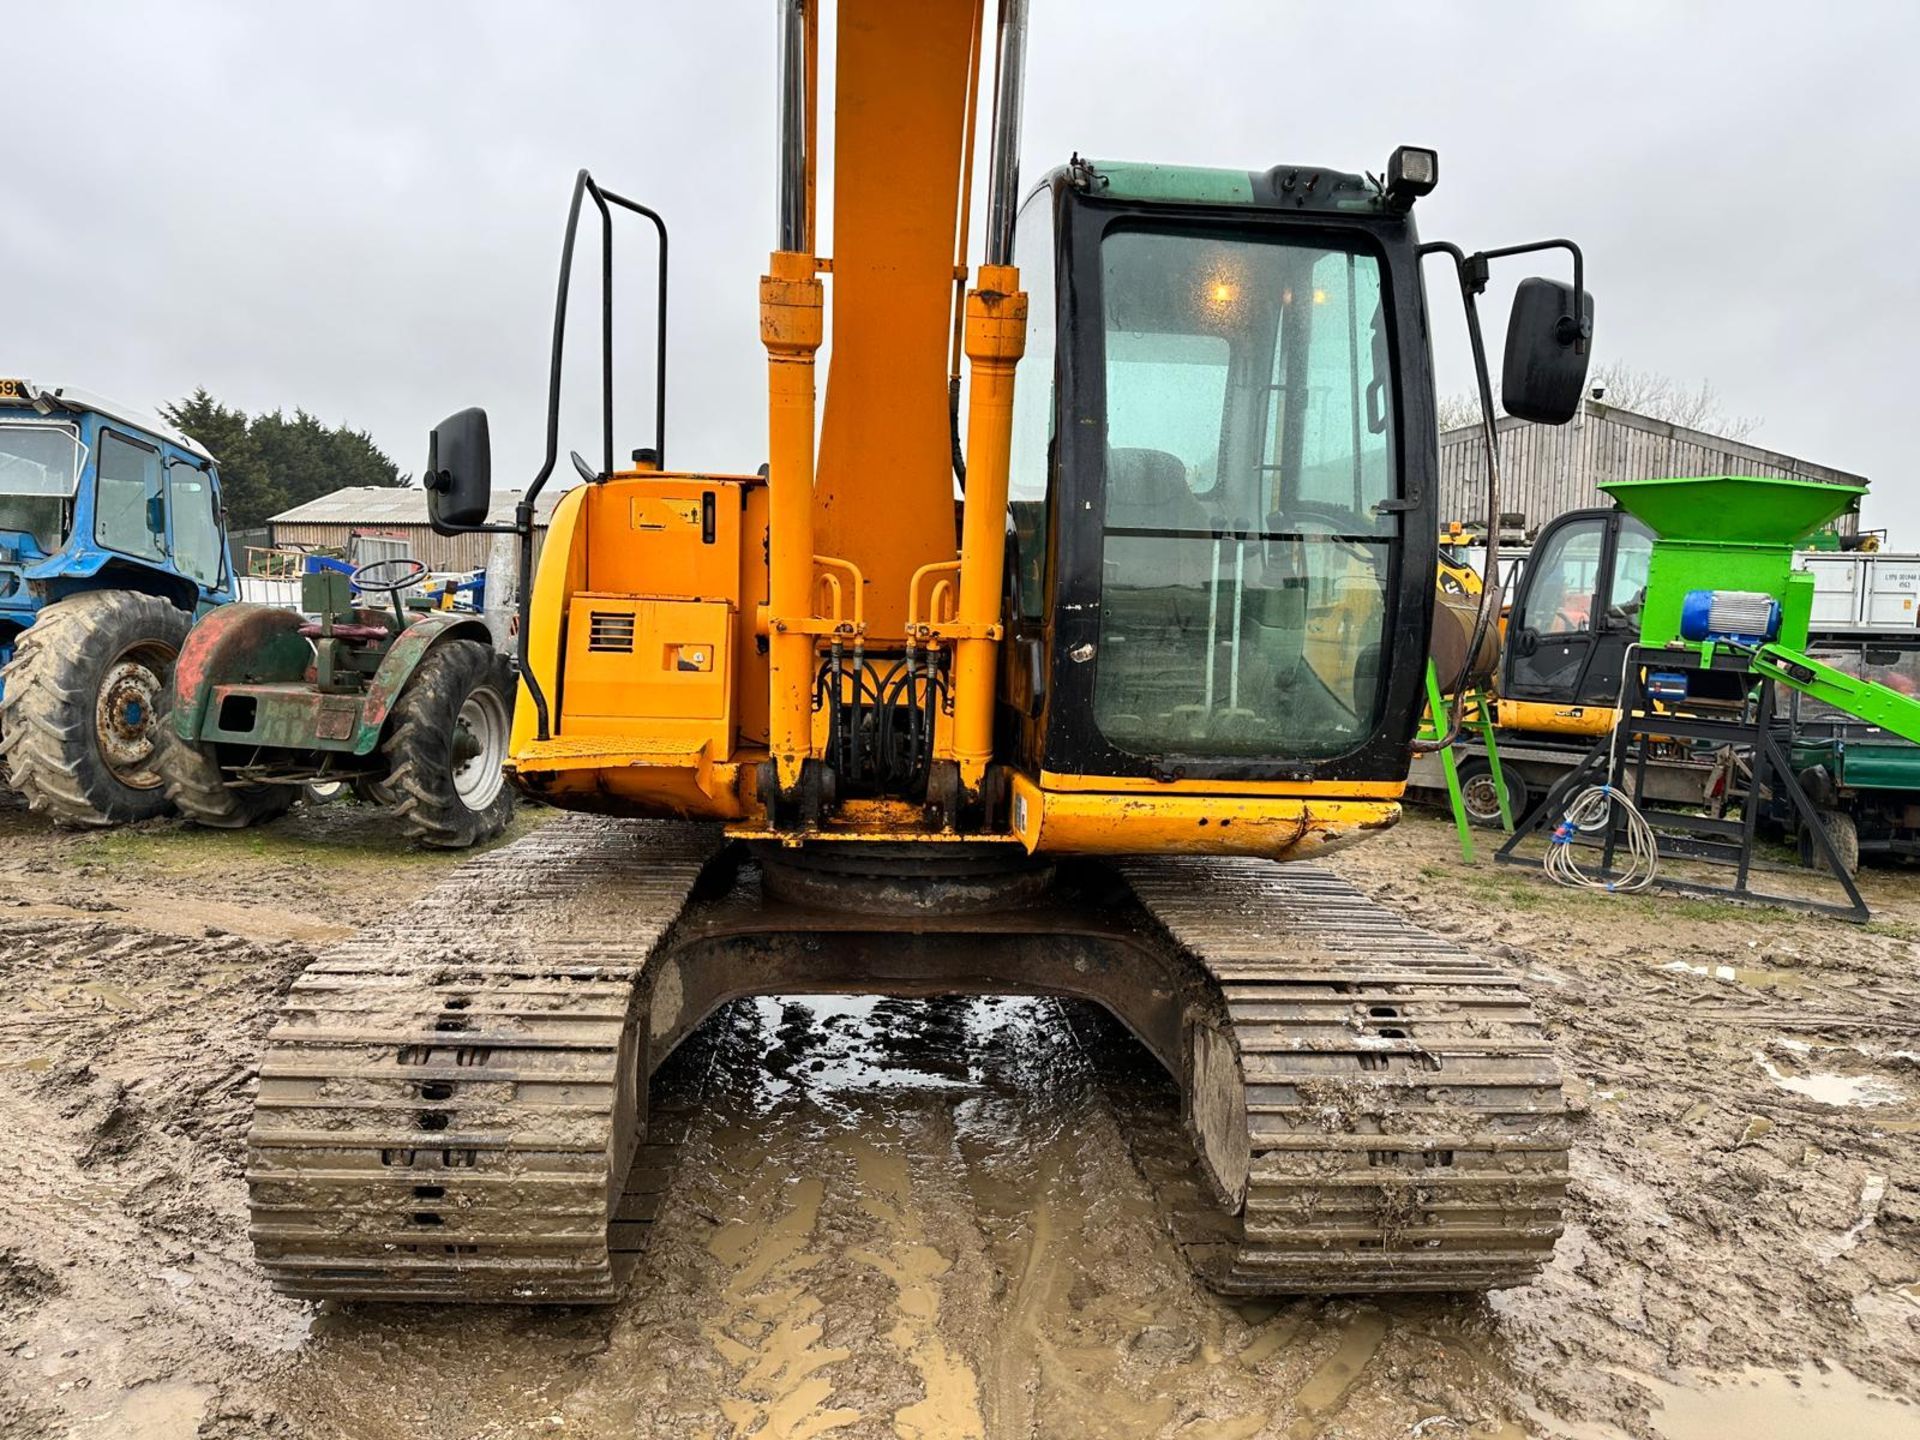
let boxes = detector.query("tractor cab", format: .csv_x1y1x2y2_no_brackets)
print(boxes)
0,378,235,827
0,379,232,645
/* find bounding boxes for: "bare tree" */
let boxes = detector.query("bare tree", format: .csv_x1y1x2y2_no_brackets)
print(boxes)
1438,362,1760,441
1583,362,1760,441
1435,392,1487,432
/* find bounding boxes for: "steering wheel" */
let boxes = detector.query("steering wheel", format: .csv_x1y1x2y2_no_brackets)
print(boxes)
351,557,430,595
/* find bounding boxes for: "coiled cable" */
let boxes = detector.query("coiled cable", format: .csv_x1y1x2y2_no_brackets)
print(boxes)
1544,784,1659,893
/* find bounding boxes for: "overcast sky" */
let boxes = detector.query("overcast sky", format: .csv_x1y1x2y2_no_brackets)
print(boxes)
7,2,1915,538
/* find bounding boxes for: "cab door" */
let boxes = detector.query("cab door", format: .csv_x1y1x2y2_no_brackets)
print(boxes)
163,454,233,609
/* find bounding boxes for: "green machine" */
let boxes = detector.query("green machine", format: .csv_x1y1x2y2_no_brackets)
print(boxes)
1605,475,1920,744
1499,474,1920,917
162,559,518,848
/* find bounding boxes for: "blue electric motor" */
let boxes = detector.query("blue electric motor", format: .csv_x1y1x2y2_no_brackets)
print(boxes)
1679,589,1780,645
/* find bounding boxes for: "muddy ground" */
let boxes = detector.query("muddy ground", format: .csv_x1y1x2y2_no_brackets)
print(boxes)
0,797,1916,1440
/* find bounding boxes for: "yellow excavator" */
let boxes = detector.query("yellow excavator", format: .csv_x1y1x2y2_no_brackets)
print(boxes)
247,0,1594,1301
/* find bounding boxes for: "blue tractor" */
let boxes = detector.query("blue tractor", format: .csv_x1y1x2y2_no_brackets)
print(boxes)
0,378,235,826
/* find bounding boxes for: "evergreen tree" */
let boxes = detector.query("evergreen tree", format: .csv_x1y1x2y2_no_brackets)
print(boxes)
159,390,407,529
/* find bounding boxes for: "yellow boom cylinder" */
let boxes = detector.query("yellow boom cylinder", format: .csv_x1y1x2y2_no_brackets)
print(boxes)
951,262,1027,793
761,250,826,793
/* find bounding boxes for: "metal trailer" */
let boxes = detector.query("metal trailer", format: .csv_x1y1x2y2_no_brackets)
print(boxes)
1802,549,1920,634
1766,633,1920,872
1409,729,1726,828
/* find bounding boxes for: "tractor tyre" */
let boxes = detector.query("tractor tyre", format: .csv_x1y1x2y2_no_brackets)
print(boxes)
351,776,396,807
0,591,192,827
1799,806,1860,878
158,714,297,830
382,639,515,849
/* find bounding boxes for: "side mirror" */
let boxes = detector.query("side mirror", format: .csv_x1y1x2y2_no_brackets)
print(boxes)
425,407,492,534
1502,277,1594,424
146,491,166,534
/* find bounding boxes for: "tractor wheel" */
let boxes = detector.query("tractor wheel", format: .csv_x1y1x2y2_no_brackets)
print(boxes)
382,639,515,849
158,716,297,830
1799,806,1860,878
351,776,396,807
0,591,192,827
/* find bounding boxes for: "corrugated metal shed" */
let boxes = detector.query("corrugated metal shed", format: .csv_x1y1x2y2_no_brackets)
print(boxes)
266,486,569,572
1439,402,1865,538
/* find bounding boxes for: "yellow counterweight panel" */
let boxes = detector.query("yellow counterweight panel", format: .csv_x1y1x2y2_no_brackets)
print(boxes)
559,595,733,751
1009,773,1399,860
511,471,769,822
511,483,590,758
514,743,755,820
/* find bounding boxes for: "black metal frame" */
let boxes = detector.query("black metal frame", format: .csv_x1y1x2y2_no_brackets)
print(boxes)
1495,645,1870,921
1412,236,1586,753
434,169,670,742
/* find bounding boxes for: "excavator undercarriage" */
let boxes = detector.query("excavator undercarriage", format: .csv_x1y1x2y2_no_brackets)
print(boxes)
249,818,1566,1301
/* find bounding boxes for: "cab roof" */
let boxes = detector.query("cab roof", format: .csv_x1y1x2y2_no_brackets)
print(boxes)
0,379,217,465
1060,158,1382,215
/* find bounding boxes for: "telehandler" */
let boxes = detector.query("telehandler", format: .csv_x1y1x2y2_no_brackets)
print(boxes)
248,0,1594,1301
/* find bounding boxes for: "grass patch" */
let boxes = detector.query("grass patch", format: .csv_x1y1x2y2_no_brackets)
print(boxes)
1862,917,1920,941
69,802,553,877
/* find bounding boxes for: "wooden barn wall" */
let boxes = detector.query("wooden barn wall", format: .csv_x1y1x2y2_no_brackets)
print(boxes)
1438,412,1860,537
264,522,550,573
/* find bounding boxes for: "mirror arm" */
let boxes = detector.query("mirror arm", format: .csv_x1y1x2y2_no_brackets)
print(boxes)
425,168,673,746
1470,237,1590,355
1413,240,1504,754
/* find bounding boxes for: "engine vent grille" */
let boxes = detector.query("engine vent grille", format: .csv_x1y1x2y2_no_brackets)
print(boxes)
587,610,636,653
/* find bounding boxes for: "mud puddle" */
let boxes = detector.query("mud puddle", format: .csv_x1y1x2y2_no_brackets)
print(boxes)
1535,1361,1918,1440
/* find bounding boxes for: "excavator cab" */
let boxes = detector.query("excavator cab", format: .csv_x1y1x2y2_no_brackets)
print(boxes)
1006,165,1433,794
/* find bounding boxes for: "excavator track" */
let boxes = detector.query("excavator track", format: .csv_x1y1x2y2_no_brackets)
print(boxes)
1116,856,1569,1294
246,820,1563,1303
247,820,722,1303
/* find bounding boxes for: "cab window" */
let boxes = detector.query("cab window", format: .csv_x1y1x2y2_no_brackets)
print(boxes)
1520,519,1604,635
168,460,223,587
1092,226,1397,759
1605,519,1654,629
1007,191,1058,618
95,432,166,562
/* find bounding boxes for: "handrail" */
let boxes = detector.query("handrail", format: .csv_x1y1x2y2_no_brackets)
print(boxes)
490,168,672,740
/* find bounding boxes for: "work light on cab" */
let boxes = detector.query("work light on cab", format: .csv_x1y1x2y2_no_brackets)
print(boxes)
1385,145,1438,210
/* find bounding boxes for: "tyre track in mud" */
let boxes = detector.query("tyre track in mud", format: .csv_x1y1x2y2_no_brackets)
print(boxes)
0,913,316,1438
1331,833,1920,1433
550,993,1536,1440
